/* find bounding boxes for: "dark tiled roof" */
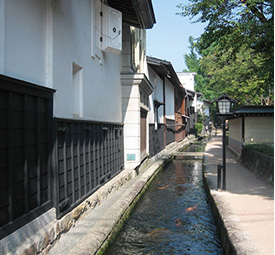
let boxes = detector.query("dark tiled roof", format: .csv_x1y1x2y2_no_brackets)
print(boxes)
146,56,182,88
108,0,156,29
234,106,274,116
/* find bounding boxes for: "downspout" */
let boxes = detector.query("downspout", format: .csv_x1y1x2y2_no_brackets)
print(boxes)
187,94,191,136
174,87,177,142
183,90,187,139
163,76,166,147
242,116,245,143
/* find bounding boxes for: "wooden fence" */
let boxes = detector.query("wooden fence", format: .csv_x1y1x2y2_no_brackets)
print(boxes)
0,75,54,239
54,119,124,218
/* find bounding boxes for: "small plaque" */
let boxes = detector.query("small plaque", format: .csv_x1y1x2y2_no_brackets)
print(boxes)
127,154,136,161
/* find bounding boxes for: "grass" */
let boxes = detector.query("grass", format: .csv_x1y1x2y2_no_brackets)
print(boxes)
244,143,274,157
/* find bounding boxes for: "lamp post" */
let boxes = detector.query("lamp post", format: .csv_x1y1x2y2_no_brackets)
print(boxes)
213,93,237,190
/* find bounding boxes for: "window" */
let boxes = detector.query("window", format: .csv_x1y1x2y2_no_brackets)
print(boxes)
73,63,83,117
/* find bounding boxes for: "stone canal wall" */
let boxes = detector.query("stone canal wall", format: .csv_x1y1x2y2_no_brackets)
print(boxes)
203,176,237,255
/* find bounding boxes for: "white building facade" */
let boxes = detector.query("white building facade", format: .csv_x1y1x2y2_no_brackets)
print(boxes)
0,0,155,252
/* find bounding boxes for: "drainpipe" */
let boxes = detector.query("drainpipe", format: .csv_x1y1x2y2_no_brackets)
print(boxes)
186,95,191,136
163,76,166,147
242,116,245,143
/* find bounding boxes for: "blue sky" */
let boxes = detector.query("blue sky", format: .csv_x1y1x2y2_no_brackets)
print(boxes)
146,0,206,72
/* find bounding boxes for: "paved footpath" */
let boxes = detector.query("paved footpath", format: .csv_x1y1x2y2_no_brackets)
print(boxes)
204,134,274,255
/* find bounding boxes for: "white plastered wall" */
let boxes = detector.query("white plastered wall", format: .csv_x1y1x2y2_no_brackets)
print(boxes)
245,116,274,144
1,0,123,123
1,0,47,86
147,66,164,124
52,0,122,122
229,118,242,142
165,78,175,120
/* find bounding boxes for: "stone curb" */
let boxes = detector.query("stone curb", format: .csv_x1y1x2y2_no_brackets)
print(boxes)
203,155,261,255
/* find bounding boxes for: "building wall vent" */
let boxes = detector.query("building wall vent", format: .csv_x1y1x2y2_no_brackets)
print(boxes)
101,4,122,55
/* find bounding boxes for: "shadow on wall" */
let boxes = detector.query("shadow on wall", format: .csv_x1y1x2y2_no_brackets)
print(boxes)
241,147,274,187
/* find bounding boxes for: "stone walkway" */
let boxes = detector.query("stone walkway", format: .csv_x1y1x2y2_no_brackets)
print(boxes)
204,134,274,255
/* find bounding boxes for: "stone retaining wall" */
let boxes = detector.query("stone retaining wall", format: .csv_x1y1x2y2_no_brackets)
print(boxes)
1,169,137,255
241,147,274,186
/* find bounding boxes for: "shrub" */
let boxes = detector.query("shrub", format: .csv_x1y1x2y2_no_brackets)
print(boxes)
244,143,274,157
195,123,204,136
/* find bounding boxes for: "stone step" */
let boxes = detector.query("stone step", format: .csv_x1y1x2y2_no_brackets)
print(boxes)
173,152,204,160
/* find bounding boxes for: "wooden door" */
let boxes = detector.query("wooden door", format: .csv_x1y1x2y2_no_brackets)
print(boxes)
140,109,147,160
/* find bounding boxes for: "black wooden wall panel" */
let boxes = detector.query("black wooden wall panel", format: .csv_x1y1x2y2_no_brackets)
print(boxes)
0,75,54,239
0,75,125,238
149,124,165,157
166,118,175,146
55,119,124,218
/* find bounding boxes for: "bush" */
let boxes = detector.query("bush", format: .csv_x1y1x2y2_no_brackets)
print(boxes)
195,123,204,136
244,143,274,157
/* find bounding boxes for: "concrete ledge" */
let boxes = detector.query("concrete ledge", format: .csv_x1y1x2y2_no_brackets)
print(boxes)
203,178,260,255
0,208,56,255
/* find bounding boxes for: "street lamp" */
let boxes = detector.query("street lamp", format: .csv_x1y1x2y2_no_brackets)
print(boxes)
213,93,237,190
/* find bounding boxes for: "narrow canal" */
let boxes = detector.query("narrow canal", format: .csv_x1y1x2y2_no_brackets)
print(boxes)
104,144,223,255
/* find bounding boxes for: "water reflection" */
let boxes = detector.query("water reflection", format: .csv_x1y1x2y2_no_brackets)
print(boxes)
104,160,223,255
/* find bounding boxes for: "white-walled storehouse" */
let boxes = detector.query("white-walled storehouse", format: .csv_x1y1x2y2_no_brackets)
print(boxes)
177,72,196,91
176,72,211,134
228,106,274,155
0,0,124,120
0,0,155,253
177,72,197,134
146,57,185,156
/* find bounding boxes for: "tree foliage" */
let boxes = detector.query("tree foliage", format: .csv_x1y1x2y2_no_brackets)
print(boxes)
178,0,274,105
183,37,214,101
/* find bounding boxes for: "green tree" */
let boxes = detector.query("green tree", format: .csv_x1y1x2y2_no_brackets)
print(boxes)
200,45,270,104
183,36,214,101
184,36,200,72
195,123,204,136
178,0,274,105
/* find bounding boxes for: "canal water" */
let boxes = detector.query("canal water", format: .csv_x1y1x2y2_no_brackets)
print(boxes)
105,146,222,255
180,142,206,152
